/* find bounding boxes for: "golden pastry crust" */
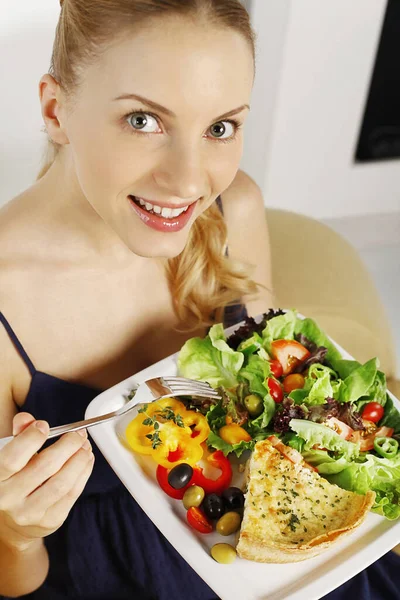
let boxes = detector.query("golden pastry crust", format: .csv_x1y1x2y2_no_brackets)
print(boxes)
236,439,375,563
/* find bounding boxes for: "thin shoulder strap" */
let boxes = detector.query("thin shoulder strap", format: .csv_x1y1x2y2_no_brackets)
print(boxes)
0,312,36,376
216,195,224,215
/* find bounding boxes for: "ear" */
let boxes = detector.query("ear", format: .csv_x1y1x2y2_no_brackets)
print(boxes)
39,74,69,145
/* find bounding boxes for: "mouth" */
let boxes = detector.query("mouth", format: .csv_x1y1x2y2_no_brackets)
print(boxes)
128,195,197,232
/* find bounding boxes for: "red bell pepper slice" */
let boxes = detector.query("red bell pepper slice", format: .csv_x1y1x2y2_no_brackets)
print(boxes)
192,450,232,495
156,465,194,499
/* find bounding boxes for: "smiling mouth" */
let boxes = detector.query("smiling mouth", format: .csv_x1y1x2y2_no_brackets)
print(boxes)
129,196,190,219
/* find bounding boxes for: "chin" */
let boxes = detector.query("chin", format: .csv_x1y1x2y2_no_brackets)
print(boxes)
123,233,188,260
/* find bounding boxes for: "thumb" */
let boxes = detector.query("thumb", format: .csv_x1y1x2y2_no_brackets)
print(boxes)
12,412,37,436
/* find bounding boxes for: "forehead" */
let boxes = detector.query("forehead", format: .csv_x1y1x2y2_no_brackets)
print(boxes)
81,16,254,117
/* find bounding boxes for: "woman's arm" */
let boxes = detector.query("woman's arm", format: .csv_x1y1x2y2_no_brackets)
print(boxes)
0,327,50,596
221,169,275,317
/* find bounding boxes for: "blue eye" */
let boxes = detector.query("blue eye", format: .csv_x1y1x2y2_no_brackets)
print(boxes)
209,121,235,139
127,112,160,133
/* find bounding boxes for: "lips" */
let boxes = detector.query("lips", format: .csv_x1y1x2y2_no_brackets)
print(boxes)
128,195,197,232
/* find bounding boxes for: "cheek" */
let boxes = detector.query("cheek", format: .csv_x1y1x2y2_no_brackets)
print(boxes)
209,141,243,193
66,113,153,197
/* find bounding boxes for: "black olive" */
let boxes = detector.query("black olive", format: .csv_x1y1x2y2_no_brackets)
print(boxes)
167,463,193,490
222,487,245,511
202,493,225,520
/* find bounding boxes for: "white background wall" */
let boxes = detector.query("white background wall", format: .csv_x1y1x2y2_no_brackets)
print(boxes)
241,0,400,219
1,0,400,219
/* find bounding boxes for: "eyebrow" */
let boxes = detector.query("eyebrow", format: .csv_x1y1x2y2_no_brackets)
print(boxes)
113,93,250,121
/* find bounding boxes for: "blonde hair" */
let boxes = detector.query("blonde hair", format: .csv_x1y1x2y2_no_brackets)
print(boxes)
39,0,259,328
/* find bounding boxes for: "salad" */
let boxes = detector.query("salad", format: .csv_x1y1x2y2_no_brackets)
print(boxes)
177,309,400,520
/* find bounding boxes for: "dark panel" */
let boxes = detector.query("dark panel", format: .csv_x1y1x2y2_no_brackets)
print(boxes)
355,1,400,162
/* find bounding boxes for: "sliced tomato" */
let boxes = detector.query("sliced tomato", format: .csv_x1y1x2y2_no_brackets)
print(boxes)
267,435,303,464
325,417,354,440
361,402,384,423
269,359,283,379
187,507,213,534
270,340,311,375
267,378,284,403
351,426,394,452
375,426,394,438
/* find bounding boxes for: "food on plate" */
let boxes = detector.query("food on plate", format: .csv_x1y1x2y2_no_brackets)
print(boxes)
124,308,400,565
210,543,237,564
125,398,210,468
236,438,375,563
178,309,400,521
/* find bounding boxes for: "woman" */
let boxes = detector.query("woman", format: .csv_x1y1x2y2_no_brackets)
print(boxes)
0,1,397,599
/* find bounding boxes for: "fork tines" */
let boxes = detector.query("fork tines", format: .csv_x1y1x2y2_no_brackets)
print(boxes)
162,376,221,398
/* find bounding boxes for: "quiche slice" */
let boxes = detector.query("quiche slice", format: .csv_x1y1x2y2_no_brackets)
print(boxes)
236,438,375,563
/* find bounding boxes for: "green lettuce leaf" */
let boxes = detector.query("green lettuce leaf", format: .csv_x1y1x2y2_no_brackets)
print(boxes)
206,431,255,457
327,453,400,519
339,358,378,403
261,309,297,351
379,395,400,434
294,317,343,369
206,401,227,431
289,419,359,460
301,449,351,474
177,324,244,388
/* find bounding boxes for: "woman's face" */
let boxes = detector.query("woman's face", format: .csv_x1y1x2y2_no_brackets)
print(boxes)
60,16,254,258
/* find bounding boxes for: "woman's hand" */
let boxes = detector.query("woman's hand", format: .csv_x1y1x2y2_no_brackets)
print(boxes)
0,412,94,551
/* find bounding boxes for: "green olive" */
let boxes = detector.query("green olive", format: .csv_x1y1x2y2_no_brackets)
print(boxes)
216,511,242,536
211,543,237,564
244,394,263,418
182,485,205,510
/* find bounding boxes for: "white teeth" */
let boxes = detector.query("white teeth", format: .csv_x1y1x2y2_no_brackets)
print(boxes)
134,196,189,218
161,206,173,218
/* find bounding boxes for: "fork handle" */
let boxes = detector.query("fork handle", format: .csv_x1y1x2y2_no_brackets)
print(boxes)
0,409,119,451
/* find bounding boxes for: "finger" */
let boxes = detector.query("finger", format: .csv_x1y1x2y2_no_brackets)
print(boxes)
0,420,49,483
41,452,95,530
12,413,36,436
5,430,90,498
24,448,94,514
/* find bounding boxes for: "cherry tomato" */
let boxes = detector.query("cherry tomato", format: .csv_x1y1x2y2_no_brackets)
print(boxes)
218,423,252,445
269,359,283,379
186,507,213,534
283,373,305,394
361,402,384,423
267,378,284,403
270,340,310,376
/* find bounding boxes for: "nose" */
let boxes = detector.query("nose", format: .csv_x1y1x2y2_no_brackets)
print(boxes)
152,140,207,202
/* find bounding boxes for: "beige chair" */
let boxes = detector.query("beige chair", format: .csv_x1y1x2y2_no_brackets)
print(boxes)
267,208,399,397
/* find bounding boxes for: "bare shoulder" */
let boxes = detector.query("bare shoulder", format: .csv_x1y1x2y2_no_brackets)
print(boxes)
221,169,264,221
221,170,275,315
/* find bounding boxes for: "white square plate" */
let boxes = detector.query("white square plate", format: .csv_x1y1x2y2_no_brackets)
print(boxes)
85,322,400,600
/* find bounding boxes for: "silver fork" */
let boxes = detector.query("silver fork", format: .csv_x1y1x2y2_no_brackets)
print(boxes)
0,376,221,450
